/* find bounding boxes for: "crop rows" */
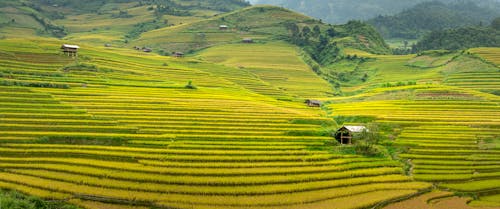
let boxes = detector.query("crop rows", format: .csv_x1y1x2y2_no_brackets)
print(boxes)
327,85,500,203
0,39,434,208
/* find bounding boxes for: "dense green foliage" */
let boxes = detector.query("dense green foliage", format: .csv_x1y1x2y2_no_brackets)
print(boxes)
286,20,389,65
0,189,79,209
367,1,500,39
415,26,500,51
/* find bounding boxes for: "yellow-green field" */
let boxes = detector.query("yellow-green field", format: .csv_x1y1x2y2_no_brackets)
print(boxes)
196,42,334,98
326,48,500,208
0,37,436,209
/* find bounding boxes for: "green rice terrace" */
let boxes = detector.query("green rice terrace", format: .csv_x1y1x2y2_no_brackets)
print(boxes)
0,1,499,209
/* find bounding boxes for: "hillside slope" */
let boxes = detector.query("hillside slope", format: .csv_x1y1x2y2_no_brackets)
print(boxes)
367,1,500,39
133,5,390,55
0,37,434,209
0,0,250,44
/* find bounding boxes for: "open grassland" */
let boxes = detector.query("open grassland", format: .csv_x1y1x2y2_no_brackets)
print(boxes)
0,37,433,209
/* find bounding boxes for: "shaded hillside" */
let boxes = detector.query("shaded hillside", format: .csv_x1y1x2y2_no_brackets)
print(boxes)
134,6,390,55
250,0,500,24
367,1,500,39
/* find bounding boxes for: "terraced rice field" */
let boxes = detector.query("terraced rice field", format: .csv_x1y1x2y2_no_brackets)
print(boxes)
0,38,432,208
327,84,500,207
469,48,500,66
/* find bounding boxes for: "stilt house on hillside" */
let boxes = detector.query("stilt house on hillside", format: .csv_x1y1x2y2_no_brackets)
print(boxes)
305,99,322,107
334,126,367,145
61,44,79,57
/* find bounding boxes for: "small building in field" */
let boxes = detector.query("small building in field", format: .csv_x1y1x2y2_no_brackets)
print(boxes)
334,126,367,145
242,38,254,43
305,99,322,107
173,52,184,57
104,43,112,47
142,48,152,53
219,25,228,30
61,44,79,57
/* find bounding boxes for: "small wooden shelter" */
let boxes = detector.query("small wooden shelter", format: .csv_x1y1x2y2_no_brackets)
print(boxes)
334,126,367,145
305,99,322,107
219,25,228,30
242,38,254,43
142,48,152,53
173,52,184,58
61,44,79,57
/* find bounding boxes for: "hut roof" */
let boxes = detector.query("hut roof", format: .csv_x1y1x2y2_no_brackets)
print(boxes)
342,126,367,133
61,44,80,49
219,25,228,28
306,99,322,105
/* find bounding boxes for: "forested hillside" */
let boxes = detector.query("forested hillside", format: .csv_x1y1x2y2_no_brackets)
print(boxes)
249,0,500,24
415,23,500,51
367,1,500,39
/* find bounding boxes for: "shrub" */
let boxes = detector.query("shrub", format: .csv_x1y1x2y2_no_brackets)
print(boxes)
353,123,383,156
185,80,197,89
63,63,98,72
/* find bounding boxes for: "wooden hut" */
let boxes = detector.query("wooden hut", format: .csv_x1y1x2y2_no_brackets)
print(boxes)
142,48,152,53
61,44,79,57
173,52,184,58
305,99,322,107
242,38,254,43
219,25,228,30
334,126,367,145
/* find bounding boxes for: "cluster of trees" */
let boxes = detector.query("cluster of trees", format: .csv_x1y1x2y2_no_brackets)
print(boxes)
415,23,499,51
29,13,67,38
367,1,500,39
126,19,168,39
285,20,389,67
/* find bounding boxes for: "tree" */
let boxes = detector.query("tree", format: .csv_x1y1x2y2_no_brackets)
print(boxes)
301,26,311,44
302,26,311,37
185,80,197,89
492,17,500,30
312,25,321,38
326,27,336,37
353,123,381,156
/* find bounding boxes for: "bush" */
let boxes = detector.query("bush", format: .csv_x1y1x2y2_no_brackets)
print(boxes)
0,80,70,89
353,123,383,156
63,63,98,72
185,80,197,89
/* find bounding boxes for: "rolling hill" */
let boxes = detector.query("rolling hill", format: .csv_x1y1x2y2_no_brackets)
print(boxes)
0,1,499,209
